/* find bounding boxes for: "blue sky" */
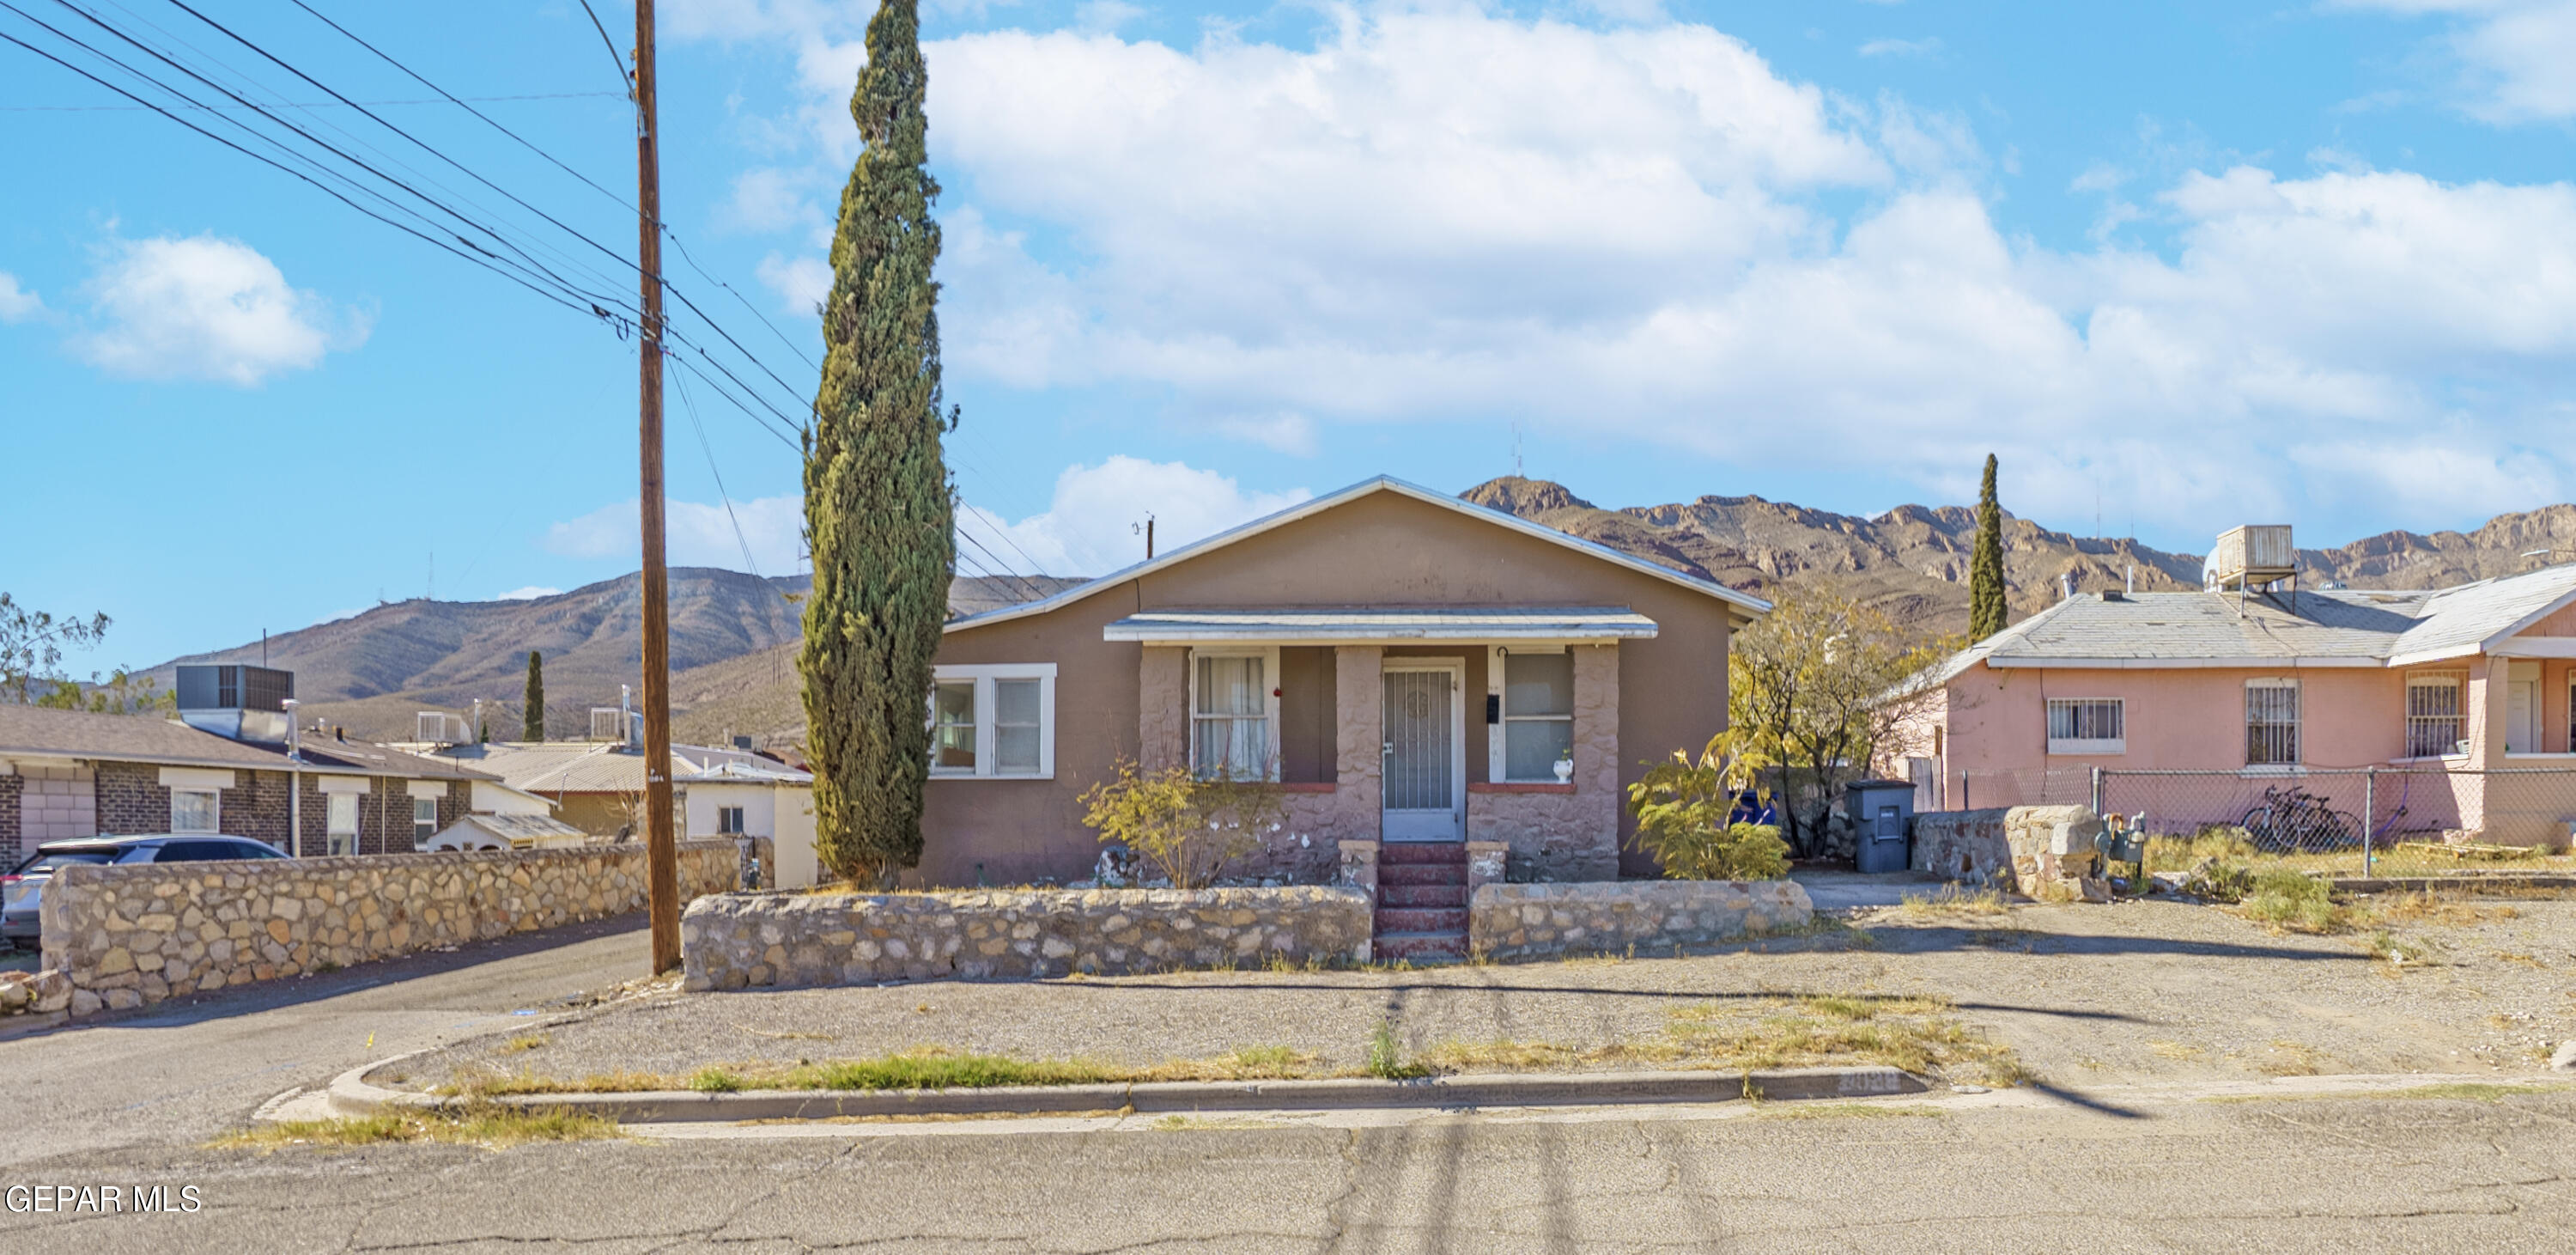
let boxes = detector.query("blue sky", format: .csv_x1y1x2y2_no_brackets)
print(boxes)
6,0,2576,672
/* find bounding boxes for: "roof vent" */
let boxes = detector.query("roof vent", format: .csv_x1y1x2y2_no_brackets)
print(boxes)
2099,590,2124,602
2205,525,2295,592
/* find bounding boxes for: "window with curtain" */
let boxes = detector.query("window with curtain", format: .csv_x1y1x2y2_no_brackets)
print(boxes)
933,680,977,771
2045,698,2124,753
1194,655,1270,779
994,679,1042,774
326,793,359,856
1501,650,1575,781
170,789,219,833
2246,679,2300,765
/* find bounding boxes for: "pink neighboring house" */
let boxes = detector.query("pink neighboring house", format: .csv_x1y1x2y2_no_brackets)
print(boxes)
1894,545,2576,847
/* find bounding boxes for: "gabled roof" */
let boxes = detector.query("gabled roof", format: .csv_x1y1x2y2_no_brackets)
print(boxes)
945,475,1771,633
1912,562,2576,684
1102,607,1660,643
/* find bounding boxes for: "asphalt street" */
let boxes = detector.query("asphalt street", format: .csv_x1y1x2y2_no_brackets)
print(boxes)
3,916,2573,1252
0,913,660,1169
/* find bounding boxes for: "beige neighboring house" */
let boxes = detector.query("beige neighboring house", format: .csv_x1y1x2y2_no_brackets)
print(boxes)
427,739,820,887
920,474,1770,887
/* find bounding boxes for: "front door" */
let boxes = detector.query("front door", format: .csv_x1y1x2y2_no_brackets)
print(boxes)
1382,662,1463,841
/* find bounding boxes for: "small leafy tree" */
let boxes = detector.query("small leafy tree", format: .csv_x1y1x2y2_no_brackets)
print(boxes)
523,651,544,741
1078,759,1286,891
1,594,109,704
33,667,172,715
1728,582,1954,856
1627,734,1789,881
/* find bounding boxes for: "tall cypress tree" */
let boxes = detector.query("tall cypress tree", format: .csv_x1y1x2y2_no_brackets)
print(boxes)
1969,454,2007,641
522,651,545,741
800,0,957,885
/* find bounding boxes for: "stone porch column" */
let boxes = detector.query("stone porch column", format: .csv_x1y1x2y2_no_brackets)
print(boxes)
1334,646,1383,839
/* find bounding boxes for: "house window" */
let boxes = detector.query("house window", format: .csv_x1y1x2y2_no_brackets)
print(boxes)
927,664,1057,779
170,789,220,833
717,806,746,835
2246,679,2300,766
2404,673,2466,758
1499,649,1576,781
1193,654,1272,780
412,796,440,849
2045,698,2124,755
326,793,360,856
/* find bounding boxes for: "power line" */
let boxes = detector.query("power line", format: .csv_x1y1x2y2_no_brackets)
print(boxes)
668,361,764,578
572,0,631,96
2,88,621,110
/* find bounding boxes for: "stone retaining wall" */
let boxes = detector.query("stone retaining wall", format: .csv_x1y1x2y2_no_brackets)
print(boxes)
1467,880,1814,961
1911,807,2012,886
1911,806,2110,901
683,886,1374,990
36,840,739,1016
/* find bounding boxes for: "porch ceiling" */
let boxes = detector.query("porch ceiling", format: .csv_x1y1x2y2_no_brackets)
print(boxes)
1102,606,1659,643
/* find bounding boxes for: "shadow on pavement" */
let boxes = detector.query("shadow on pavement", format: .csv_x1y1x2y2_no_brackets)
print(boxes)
2023,1080,2149,1119
2,912,653,1042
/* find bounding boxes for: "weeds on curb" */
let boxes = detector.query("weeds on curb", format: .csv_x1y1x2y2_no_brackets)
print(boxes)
215,1104,620,1151
1895,885,2010,920
499,1033,548,1055
1366,1020,1429,1080
2237,869,2357,934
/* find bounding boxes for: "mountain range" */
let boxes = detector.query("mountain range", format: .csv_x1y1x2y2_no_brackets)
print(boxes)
140,480,2576,746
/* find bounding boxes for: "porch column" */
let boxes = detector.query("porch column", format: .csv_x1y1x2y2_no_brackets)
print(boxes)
2460,656,2506,838
1139,646,1188,771
1334,646,1382,839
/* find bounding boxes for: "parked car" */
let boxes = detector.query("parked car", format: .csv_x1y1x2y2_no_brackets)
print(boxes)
1,835,289,946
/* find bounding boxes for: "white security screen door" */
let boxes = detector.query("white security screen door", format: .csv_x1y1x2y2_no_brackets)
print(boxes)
1382,663,1463,841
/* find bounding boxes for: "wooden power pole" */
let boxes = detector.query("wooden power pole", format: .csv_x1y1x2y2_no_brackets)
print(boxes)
634,0,680,975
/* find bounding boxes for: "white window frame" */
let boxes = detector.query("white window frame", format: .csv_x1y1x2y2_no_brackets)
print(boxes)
1488,645,1578,783
2044,698,2125,756
170,788,220,833
325,792,361,856
2403,671,2467,760
927,663,1057,780
2246,678,2301,769
1187,647,1281,782
717,805,746,835
411,795,440,849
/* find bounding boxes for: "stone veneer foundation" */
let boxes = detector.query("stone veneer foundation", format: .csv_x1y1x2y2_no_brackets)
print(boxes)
36,841,739,1016
1467,880,1814,961
681,886,1375,989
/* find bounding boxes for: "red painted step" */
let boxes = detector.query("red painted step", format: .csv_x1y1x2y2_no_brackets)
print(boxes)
1374,930,1469,962
1378,842,1467,865
1377,883,1466,909
1378,862,1467,887
1373,906,1468,934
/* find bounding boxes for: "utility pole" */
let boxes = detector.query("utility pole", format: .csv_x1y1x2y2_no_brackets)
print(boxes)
635,0,680,975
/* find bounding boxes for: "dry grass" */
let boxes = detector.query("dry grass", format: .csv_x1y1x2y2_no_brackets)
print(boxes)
2148,1040,2208,1062
2257,1040,2331,1076
498,1033,548,1054
1757,1102,1947,1120
1893,884,2012,919
1414,994,2026,1088
215,1104,620,1151
2365,890,2520,928
2494,950,2547,968
449,1045,1341,1098
2148,826,2576,880
445,1069,678,1098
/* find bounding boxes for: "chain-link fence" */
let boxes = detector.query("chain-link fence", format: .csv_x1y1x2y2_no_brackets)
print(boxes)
1946,766,2576,877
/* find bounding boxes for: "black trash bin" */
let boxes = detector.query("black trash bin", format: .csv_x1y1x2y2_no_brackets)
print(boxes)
1845,780,1917,874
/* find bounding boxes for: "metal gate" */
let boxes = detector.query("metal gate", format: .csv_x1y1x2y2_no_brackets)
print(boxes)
1382,666,1460,840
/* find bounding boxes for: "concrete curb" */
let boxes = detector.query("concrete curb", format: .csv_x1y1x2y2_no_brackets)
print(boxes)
321,1059,1926,1124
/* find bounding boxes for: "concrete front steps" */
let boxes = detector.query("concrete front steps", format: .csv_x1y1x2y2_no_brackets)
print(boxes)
1374,842,1468,963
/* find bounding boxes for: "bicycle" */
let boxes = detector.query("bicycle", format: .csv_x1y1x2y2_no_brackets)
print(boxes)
2239,784,2361,851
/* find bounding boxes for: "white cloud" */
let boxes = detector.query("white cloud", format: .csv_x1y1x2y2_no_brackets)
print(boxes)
544,495,805,572
723,167,816,234
756,252,832,316
693,7,2576,535
1856,37,1941,58
494,586,563,601
959,456,1309,576
0,272,43,323
73,235,367,385
2340,0,2576,122
1072,0,1144,34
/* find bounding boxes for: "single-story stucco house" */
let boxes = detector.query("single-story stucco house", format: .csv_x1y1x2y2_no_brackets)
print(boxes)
917,475,1771,888
1896,527,2576,847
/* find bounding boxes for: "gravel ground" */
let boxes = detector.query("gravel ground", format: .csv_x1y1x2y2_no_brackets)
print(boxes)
410,893,2576,1092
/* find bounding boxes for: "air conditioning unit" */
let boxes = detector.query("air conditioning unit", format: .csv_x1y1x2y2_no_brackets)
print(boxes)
589,708,629,742
416,712,461,745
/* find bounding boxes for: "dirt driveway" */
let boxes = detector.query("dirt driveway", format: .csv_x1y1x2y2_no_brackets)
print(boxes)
413,893,2576,1093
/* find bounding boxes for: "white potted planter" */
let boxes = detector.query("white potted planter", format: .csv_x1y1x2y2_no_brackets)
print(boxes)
1551,756,1575,783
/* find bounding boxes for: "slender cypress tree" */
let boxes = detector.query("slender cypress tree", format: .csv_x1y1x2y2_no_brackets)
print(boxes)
800,0,957,884
1969,454,2007,641
522,651,545,741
